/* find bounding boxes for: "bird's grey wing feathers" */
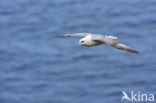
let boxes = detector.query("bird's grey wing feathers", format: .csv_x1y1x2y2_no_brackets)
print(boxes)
56,33,89,38
92,35,139,53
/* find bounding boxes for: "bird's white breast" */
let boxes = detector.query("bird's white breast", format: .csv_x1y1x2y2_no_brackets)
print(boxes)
83,36,103,46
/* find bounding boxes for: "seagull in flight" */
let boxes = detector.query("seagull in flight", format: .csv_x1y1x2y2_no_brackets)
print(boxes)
57,33,139,54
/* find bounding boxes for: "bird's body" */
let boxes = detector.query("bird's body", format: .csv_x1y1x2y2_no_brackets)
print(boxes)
79,35,104,46
57,33,139,54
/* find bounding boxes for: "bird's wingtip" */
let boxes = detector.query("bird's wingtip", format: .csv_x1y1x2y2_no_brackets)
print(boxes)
131,50,139,54
134,50,139,54
127,48,139,54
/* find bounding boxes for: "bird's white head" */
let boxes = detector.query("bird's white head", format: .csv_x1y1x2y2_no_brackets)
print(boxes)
77,38,86,47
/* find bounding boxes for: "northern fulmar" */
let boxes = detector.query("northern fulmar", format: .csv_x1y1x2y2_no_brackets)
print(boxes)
57,33,139,54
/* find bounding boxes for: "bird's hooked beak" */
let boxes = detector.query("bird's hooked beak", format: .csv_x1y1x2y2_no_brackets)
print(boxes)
77,43,81,47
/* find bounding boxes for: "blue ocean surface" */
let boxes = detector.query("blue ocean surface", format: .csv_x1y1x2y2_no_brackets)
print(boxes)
0,0,156,103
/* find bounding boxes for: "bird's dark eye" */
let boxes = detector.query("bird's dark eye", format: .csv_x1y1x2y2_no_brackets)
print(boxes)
81,41,84,43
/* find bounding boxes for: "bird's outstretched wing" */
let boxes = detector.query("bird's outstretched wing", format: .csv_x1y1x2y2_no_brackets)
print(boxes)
92,35,139,53
56,33,89,38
